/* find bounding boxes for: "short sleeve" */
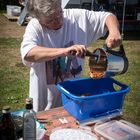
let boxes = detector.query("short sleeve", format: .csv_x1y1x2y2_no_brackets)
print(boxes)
86,10,112,42
20,18,43,67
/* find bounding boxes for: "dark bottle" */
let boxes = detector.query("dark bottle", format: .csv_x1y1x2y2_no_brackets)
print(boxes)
0,106,17,140
23,97,36,140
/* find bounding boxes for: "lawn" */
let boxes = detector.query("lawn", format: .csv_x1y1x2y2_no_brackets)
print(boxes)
0,36,140,125
0,38,29,110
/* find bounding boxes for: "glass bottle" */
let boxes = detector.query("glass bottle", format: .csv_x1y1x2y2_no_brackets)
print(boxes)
23,97,36,140
0,106,17,140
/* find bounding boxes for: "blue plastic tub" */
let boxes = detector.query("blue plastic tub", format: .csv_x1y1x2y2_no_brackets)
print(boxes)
57,77,130,121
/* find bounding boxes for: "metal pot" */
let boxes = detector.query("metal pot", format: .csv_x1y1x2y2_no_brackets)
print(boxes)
89,44,129,77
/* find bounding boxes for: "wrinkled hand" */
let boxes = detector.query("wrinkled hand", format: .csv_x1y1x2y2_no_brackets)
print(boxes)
65,44,87,58
105,31,122,48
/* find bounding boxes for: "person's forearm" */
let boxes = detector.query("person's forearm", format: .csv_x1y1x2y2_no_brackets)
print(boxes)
105,14,120,34
25,46,67,62
105,14,122,48
24,44,87,63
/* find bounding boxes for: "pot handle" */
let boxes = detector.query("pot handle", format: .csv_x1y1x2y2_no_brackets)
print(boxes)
103,44,126,57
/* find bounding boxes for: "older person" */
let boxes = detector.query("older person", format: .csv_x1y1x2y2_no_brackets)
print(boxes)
20,0,122,112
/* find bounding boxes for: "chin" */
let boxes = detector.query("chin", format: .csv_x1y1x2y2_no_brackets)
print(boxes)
53,23,63,30
53,27,62,30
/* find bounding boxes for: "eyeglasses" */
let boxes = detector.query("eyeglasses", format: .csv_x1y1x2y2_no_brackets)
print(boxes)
47,11,63,24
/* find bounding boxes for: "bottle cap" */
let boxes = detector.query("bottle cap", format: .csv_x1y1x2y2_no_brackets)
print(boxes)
26,97,33,104
2,105,11,113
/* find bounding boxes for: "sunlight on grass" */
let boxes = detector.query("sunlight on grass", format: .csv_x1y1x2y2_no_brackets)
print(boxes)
0,38,29,111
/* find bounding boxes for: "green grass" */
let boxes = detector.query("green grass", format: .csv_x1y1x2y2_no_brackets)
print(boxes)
0,38,29,111
0,38,140,126
0,10,6,15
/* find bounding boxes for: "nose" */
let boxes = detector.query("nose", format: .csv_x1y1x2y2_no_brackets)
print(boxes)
53,15,63,25
51,18,63,30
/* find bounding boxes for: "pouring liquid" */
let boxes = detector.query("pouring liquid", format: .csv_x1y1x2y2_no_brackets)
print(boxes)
89,48,107,78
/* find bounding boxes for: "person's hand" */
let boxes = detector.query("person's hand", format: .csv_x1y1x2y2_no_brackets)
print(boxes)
105,30,122,48
64,44,87,58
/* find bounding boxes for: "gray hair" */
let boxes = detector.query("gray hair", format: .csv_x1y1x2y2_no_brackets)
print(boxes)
28,0,61,19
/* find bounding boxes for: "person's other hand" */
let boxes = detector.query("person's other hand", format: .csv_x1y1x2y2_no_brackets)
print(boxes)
65,44,87,58
105,31,122,48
